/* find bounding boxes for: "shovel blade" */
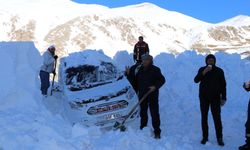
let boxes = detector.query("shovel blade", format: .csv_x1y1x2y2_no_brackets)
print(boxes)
113,121,122,129
120,125,126,132
113,121,126,131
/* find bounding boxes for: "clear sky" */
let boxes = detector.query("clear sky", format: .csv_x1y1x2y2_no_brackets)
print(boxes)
72,0,250,23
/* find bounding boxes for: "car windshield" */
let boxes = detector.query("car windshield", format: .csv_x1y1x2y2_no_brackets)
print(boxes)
65,62,118,91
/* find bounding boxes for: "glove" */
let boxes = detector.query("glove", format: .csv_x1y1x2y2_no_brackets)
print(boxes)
54,55,58,60
220,99,226,106
52,70,56,75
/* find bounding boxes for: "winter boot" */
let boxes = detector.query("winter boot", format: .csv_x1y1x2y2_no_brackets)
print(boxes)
200,138,208,145
154,132,161,139
239,144,250,150
140,125,146,130
217,138,225,146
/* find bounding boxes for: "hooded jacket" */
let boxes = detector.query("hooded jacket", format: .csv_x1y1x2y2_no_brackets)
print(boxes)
194,54,227,100
40,50,55,73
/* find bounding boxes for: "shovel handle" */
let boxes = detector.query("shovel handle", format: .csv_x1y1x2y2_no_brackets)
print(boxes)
50,59,57,96
122,89,153,124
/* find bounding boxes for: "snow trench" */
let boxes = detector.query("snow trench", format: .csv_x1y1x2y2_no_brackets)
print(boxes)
0,42,250,150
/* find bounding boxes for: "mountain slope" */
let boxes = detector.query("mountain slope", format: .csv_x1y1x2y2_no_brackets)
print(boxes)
219,15,250,26
0,0,249,57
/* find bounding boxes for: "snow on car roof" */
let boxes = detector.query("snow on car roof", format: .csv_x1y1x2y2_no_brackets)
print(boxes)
62,50,114,68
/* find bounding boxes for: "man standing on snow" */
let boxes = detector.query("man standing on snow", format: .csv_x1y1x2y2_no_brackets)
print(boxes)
126,54,165,139
39,45,58,97
133,36,149,64
239,81,250,150
194,54,227,146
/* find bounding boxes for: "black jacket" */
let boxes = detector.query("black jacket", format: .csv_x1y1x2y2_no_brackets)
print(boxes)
133,41,149,62
130,64,165,97
194,65,227,100
126,64,141,92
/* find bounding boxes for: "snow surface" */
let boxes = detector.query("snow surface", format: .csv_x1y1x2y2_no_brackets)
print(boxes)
63,50,113,68
219,15,250,26
0,42,250,150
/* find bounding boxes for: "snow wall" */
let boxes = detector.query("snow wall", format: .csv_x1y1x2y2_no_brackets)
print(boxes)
0,42,250,150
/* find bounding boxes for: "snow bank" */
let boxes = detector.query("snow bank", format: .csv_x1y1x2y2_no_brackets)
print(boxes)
113,51,134,71
0,42,41,111
112,50,250,150
0,43,250,150
0,42,75,150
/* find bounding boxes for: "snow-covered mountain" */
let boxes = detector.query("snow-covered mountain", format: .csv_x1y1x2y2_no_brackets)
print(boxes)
0,0,250,57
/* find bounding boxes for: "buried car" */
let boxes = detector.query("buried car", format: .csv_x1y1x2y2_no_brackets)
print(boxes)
59,50,139,127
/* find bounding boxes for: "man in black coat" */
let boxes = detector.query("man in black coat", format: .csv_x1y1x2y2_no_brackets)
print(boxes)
126,54,165,139
239,81,250,150
194,54,227,146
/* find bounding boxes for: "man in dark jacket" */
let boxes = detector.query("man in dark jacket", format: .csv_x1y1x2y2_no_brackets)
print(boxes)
239,81,250,150
194,54,227,146
126,54,165,139
133,36,149,63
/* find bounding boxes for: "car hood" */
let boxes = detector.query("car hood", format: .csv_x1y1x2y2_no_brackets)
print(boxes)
64,76,132,104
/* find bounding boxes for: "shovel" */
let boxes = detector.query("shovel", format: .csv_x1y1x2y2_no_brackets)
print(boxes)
50,58,58,96
113,89,153,131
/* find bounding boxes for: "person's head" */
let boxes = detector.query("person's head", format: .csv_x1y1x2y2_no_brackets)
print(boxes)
48,45,56,55
141,54,153,67
205,54,216,66
138,36,144,42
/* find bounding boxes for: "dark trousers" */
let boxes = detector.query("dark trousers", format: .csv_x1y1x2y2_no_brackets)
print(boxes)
246,100,250,145
39,70,50,95
139,93,161,134
200,97,223,139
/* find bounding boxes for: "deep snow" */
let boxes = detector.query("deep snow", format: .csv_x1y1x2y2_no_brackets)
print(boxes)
0,42,250,150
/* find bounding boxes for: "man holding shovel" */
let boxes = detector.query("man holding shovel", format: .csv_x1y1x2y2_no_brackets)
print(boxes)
39,45,58,97
126,54,165,139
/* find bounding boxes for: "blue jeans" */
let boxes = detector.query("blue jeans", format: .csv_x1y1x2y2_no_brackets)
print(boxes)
39,70,50,95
